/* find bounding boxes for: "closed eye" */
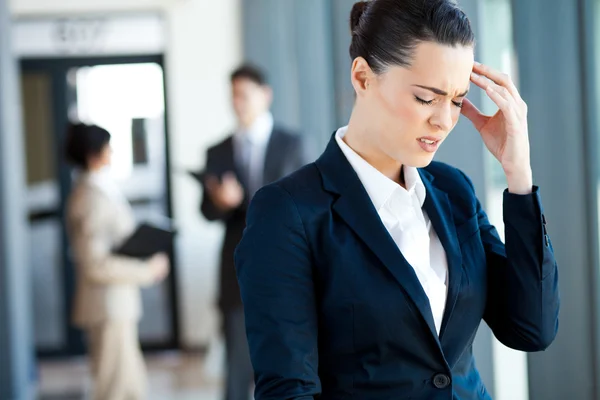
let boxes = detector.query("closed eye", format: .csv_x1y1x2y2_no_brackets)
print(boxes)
415,96,433,105
416,96,463,109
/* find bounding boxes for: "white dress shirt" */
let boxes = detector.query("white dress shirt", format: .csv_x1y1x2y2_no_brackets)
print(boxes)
335,126,449,334
233,112,274,197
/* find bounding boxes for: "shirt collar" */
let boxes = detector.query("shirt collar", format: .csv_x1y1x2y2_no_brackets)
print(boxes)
335,126,426,211
81,168,123,199
82,168,111,188
403,161,427,207
235,112,274,146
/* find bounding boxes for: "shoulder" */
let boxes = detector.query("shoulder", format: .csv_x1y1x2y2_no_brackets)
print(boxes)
206,135,234,155
67,180,111,219
274,162,322,200
250,163,324,215
272,126,302,144
68,179,95,207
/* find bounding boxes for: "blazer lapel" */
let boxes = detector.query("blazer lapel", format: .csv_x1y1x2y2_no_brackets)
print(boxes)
315,135,440,344
223,136,248,192
419,169,463,340
222,136,238,175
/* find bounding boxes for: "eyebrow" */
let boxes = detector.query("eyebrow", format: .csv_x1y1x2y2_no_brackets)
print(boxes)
413,85,469,98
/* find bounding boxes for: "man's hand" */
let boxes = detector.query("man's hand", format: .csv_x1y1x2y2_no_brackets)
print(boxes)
205,172,245,212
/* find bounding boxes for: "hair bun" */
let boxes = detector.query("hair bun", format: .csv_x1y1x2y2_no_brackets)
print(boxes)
350,1,369,33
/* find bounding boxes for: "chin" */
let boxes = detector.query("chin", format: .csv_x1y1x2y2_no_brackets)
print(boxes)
402,153,436,169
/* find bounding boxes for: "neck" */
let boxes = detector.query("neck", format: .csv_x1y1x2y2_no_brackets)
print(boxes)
344,109,405,187
239,111,265,130
86,163,105,173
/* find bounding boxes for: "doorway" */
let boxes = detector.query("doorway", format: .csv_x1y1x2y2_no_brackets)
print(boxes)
20,55,179,357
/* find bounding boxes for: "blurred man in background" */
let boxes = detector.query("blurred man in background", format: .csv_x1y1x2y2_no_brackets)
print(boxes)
200,64,306,400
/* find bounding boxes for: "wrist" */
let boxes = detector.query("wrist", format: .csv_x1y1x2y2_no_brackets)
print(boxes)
505,166,533,194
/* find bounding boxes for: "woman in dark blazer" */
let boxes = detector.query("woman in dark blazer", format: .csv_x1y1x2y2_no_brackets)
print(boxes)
235,1,560,399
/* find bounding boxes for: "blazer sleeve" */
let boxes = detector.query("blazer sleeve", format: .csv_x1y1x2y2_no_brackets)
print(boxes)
200,148,238,222
69,193,156,286
235,184,320,400
461,172,560,351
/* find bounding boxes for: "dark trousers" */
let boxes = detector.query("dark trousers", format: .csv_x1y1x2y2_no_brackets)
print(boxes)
224,307,254,400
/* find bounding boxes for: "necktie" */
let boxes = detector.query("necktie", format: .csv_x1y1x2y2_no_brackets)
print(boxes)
240,136,260,199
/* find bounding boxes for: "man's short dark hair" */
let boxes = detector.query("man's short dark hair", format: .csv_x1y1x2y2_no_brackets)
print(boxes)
230,64,268,86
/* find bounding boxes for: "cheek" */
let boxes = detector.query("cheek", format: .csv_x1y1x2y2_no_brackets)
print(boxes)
379,105,426,148
250,94,264,110
385,102,430,142
398,103,428,128
451,108,462,127
233,97,245,110
379,90,429,128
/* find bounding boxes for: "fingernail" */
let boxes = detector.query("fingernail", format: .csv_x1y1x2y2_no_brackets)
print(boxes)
474,61,481,65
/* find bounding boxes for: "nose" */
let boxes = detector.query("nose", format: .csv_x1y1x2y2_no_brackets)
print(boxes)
429,103,454,132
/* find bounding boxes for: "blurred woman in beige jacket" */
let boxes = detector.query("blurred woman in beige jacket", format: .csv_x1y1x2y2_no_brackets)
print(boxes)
65,123,169,400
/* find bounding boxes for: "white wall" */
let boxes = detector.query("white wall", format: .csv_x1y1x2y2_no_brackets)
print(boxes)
164,0,242,346
10,0,243,347
11,0,168,14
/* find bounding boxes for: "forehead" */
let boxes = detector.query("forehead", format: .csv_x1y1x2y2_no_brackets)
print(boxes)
232,77,263,92
386,41,474,96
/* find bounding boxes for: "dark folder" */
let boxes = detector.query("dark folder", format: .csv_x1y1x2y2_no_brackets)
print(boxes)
114,223,176,259
188,169,207,183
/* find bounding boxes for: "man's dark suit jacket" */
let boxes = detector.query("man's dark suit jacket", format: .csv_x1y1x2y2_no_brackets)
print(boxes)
201,126,306,313
235,134,560,399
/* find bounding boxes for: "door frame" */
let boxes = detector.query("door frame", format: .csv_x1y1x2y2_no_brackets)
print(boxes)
21,54,180,358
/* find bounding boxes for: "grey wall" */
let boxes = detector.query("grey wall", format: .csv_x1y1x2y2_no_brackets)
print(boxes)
0,0,34,397
512,0,600,398
242,0,337,158
330,0,357,128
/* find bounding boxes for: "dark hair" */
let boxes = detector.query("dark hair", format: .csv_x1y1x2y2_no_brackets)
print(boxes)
230,64,268,86
349,0,475,74
64,123,111,169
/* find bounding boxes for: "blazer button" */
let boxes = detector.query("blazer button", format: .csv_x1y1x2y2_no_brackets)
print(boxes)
433,373,451,389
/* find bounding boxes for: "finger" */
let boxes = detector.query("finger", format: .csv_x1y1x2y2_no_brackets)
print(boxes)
485,86,517,117
460,98,489,131
473,62,521,101
471,73,517,109
471,72,504,95
222,172,239,184
205,175,220,192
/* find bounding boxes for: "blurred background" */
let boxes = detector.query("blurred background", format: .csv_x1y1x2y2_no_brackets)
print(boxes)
0,0,599,399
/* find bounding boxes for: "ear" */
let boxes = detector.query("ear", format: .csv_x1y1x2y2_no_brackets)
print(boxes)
263,85,273,107
350,57,374,96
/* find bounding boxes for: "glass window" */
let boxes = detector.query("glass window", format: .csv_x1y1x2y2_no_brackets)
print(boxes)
480,1,529,399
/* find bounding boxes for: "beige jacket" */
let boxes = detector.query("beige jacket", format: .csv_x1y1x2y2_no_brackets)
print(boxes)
66,171,155,328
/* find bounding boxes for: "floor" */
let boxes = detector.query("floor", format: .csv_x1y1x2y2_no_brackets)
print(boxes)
36,341,240,400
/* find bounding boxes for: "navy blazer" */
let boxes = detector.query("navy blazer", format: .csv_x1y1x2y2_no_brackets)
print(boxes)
235,135,560,400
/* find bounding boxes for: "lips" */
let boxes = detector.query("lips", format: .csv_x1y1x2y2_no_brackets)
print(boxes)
417,136,442,153
418,136,442,144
